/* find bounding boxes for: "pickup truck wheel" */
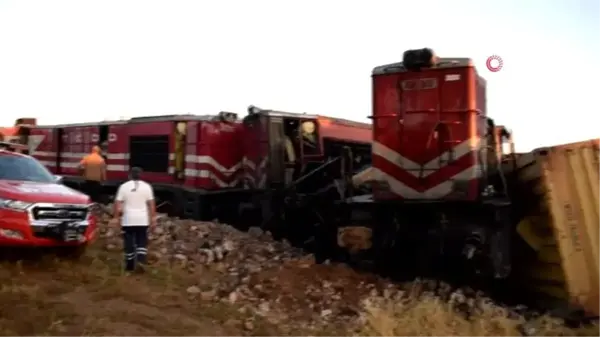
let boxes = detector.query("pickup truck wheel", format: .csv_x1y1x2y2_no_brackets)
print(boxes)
57,245,88,260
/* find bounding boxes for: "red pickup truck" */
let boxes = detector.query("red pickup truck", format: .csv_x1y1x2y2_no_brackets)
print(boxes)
0,142,96,257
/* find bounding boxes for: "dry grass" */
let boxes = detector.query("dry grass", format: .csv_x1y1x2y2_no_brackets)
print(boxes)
0,242,597,336
0,245,287,336
359,293,599,336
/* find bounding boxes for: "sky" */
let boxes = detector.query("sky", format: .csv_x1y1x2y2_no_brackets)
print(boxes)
0,0,598,151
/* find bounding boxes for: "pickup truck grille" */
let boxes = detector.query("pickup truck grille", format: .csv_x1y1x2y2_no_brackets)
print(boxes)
31,206,89,221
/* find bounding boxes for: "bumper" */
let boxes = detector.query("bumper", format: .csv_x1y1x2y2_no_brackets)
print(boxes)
0,210,97,247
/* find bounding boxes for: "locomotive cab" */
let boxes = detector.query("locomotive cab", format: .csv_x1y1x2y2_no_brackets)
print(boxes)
243,105,372,247
244,105,321,188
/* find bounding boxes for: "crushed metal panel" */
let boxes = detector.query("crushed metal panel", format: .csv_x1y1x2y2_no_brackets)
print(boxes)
516,139,599,316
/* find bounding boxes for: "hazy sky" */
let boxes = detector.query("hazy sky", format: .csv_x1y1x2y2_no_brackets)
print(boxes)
0,0,598,151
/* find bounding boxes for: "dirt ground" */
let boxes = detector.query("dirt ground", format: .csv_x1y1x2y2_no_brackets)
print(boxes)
0,238,597,336
0,243,366,336
0,248,247,336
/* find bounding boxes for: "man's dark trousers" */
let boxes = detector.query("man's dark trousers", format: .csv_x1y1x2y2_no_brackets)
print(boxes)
122,226,149,272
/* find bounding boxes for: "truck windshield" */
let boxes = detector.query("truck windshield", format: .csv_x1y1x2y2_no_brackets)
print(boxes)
0,155,55,183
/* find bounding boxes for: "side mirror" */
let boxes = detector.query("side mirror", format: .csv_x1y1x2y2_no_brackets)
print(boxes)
54,175,64,183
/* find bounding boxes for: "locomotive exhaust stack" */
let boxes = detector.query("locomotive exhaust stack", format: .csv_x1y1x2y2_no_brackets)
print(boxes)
402,48,438,71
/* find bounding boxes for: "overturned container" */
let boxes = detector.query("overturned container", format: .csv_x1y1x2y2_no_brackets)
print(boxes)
511,139,599,317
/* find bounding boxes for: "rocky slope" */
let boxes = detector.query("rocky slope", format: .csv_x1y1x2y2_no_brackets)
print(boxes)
92,207,597,336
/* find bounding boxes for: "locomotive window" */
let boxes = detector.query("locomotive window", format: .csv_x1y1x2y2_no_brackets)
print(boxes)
420,78,437,89
401,78,437,90
401,80,417,90
129,135,169,173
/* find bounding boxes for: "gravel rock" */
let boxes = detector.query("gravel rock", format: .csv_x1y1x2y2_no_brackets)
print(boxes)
95,207,372,331
94,206,545,333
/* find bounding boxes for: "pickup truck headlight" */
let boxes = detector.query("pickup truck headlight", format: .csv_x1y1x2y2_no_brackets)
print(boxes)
0,198,33,211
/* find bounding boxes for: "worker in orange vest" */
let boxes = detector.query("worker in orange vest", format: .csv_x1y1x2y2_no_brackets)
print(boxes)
79,146,107,203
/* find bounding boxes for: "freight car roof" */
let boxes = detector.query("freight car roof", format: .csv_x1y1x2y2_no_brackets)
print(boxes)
247,109,319,120
318,116,371,129
245,109,371,129
128,114,219,123
371,57,472,75
35,114,221,128
36,120,128,128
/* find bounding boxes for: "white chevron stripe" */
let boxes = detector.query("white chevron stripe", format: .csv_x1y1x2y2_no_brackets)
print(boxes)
370,165,482,199
242,156,267,171
185,155,242,177
242,156,267,189
370,137,483,198
33,151,243,187
372,137,479,177
184,169,240,187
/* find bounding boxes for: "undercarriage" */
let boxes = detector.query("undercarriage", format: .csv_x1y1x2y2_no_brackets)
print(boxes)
316,198,515,283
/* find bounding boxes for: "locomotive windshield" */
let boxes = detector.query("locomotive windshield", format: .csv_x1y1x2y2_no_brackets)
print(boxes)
283,118,320,157
0,155,55,183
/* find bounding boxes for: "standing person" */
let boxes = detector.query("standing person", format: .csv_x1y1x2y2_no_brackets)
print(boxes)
79,146,106,203
113,167,157,273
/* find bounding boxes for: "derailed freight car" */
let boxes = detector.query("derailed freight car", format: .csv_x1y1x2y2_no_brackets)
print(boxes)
511,139,599,317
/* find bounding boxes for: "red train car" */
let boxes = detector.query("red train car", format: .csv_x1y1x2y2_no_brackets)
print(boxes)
5,109,370,224
242,106,371,193
324,48,517,280
240,106,371,238
18,113,243,219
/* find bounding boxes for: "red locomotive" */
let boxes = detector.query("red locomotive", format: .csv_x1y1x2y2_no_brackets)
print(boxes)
240,106,372,237
319,48,517,281
5,109,371,223
242,106,371,191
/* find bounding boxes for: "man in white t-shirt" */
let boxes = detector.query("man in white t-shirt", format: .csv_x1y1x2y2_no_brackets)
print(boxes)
113,167,156,272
